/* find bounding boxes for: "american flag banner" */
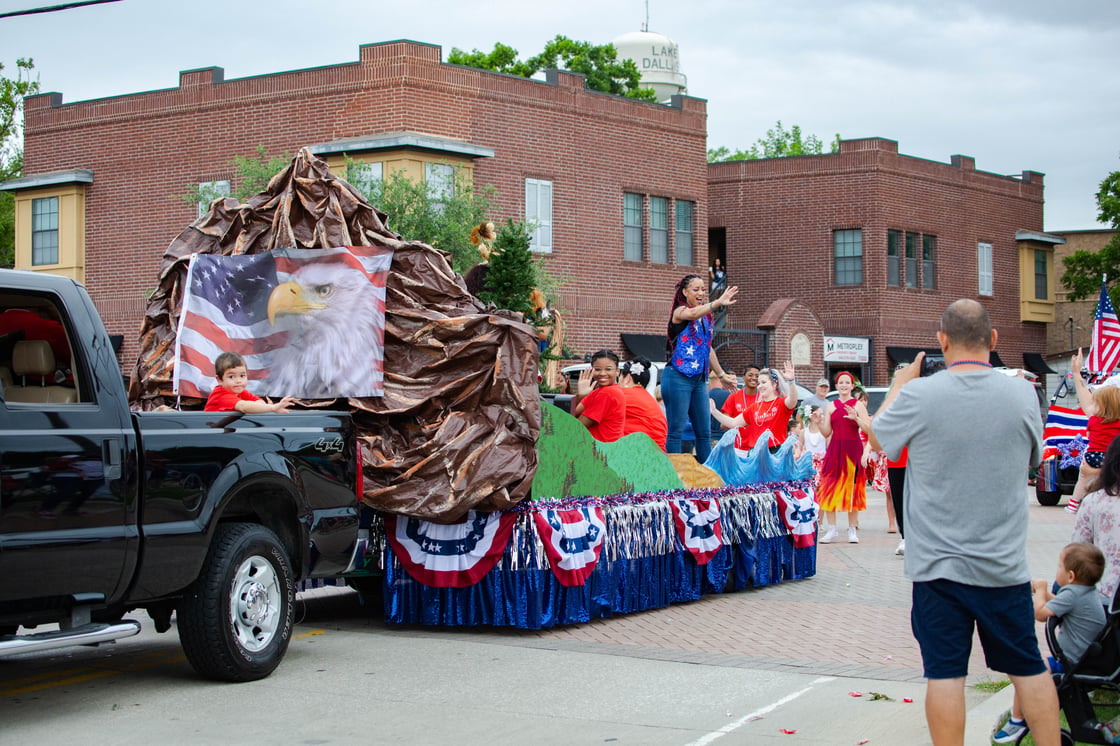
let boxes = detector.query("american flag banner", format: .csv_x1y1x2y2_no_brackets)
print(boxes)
1088,279,1120,374
174,246,393,400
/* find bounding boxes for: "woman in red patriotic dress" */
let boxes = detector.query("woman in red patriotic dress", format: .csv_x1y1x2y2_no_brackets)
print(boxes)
817,372,866,544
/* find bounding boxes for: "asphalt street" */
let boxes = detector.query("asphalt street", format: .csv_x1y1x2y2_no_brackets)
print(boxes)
0,487,1073,745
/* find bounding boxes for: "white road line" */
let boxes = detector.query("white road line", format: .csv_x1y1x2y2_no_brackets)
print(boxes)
683,676,837,746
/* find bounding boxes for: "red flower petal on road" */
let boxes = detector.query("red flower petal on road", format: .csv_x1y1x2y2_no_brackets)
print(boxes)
848,691,863,697
858,740,870,744
903,698,914,703
780,729,797,734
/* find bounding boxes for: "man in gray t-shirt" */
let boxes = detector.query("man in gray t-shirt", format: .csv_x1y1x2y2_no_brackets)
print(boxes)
865,299,1059,746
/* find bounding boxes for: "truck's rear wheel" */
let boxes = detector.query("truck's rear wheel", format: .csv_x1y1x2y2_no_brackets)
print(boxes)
177,523,294,682
1035,489,1062,506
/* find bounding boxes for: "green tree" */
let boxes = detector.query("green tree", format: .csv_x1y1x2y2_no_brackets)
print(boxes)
708,120,841,163
449,35,657,102
181,145,292,210
1061,167,1120,306
361,163,497,274
478,219,536,315
0,58,41,268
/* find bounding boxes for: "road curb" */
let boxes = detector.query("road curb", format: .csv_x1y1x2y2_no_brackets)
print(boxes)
964,684,1015,745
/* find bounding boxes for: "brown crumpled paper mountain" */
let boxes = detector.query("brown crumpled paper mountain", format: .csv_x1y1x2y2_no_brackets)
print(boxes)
128,147,540,522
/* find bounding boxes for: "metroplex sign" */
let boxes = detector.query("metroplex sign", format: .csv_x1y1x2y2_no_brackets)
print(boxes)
823,335,870,363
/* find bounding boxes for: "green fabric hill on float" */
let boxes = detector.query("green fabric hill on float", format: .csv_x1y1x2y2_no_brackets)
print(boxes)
531,404,683,499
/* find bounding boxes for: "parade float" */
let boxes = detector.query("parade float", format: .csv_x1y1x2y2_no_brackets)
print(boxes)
128,148,818,630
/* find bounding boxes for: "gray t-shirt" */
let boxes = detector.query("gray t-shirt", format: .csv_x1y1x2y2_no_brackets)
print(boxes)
874,369,1042,586
1047,583,1107,664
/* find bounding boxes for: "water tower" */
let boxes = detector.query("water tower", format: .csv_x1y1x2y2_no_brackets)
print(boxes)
612,28,687,103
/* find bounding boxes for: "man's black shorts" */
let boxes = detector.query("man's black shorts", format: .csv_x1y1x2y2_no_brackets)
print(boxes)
912,578,1046,679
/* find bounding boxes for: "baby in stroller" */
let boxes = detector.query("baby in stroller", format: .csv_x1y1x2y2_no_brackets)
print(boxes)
994,542,1108,744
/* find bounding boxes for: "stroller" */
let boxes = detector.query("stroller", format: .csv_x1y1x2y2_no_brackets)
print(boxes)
1040,588,1120,745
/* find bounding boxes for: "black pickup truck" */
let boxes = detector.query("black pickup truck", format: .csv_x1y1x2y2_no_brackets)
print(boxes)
0,269,365,681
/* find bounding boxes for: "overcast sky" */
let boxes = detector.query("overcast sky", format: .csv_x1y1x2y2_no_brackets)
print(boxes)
1,0,1117,230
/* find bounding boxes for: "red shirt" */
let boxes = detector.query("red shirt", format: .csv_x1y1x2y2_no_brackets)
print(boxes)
580,385,627,443
1088,416,1120,452
204,386,261,412
737,397,793,450
721,389,757,448
621,386,667,451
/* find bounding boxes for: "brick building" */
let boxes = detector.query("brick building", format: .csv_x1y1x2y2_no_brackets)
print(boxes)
1047,229,1119,357
708,138,1060,385
2,40,708,370
3,39,1059,387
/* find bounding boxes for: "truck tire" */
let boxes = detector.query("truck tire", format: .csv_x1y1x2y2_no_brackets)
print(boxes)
177,523,294,682
1035,489,1062,507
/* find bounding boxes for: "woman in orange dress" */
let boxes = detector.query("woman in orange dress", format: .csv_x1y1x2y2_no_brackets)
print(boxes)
817,372,866,544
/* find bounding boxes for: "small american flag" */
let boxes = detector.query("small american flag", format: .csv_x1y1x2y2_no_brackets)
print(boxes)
173,246,392,399
1088,279,1120,374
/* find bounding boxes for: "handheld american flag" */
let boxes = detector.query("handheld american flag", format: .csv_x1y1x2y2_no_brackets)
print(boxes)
1088,279,1120,375
174,246,393,400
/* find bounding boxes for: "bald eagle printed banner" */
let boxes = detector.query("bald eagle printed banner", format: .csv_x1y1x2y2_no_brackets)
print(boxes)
174,246,393,399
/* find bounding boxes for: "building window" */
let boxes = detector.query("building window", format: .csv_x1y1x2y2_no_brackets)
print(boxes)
675,200,694,266
425,162,455,212
623,192,643,261
196,180,231,218
922,235,936,289
905,232,919,288
833,229,862,286
887,230,901,286
650,196,669,264
348,162,382,195
525,178,553,253
1035,249,1048,300
31,197,59,266
978,242,993,296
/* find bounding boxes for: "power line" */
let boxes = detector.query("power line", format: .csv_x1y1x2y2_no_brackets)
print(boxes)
0,0,122,20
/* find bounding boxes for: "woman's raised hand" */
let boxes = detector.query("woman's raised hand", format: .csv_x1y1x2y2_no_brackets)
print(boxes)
782,360,796,381
715,286,739,308
577,366,595,396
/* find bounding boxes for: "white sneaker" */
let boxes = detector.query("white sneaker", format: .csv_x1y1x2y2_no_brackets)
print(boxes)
848,527,859,544
895,539,905,556
819,526,838,544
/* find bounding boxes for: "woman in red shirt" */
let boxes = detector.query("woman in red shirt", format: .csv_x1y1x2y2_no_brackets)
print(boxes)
710,361,799,451
618,356,667,451
573,349,627,443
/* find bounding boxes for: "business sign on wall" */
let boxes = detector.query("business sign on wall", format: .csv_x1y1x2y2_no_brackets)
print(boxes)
823,335,870,363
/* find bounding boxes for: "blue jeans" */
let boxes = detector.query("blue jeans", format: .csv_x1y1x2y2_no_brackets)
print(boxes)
662,365,712,462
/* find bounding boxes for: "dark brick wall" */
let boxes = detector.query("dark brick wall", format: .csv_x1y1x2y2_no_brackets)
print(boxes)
21,40,709,369
708,138,1047,385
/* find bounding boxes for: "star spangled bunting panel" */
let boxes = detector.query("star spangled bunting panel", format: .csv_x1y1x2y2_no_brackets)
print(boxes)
669,497,724,565
174,246,393,399
532,506,607,586
775,487,817,548
385,512,517,588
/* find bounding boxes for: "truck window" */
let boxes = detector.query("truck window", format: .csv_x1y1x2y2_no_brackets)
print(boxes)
0,292,88,405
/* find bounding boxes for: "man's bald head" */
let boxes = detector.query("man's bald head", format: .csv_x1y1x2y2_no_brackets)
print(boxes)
940,299,992,350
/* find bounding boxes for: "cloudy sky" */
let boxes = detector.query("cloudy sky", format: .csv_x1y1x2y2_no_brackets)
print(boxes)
1,0,1117,230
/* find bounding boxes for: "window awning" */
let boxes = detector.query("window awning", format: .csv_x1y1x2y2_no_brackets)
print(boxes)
621,333,667,362
885,346,1005,367
1023,352,1058,375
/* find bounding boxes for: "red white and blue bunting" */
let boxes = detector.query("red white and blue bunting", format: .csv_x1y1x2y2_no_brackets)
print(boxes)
384,511,516,588
774,487,818,548
352,482,818,628
532,506,608,586
669,497,724,565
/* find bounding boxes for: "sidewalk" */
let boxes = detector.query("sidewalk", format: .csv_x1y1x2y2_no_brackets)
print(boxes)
458,486,1072,745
